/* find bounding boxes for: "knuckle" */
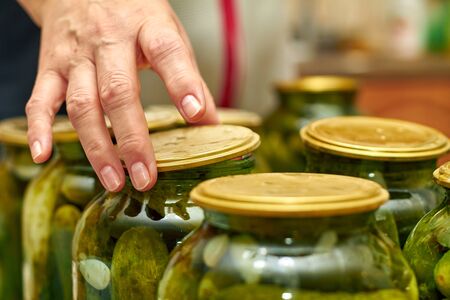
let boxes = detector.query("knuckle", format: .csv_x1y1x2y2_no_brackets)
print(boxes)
99,71,136,111
117,133,145,156
66,90,96,124
147,31,184,63
84,139,108,159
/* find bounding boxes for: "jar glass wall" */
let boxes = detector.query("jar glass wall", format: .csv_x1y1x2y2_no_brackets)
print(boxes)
159,173,418,300
260,76,358,172
0,118,43,300
22,141,100,300
304,148,441,245
72,125,260,300
404,162,450,299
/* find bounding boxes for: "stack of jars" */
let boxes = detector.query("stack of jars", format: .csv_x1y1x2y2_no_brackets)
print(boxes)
301,116,449,246
0,117,43,300
260,76,359,172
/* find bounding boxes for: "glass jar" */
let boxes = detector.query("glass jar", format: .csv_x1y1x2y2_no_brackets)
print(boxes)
260,76,358,172
72,125,260,300
0,117,44,300
301,116,450,246
22,113,176,300
159,173,418,300
404,162,450,299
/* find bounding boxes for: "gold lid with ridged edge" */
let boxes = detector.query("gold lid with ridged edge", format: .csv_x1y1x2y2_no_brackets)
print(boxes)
52,111,177,143
433,162,450,189
191,173,388,217
276,76,357,93
144,105,262,128
0,116,71,146
151,125,260,172
301,116,450,161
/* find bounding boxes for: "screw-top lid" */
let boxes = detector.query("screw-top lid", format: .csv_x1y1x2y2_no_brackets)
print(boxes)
0,117,29,145
191,173,388,217
434,162,450,189
216,108,262,128
0,117,70,146
301,116,450,161
144,105,262,128
151,125,260,172
276,76,357,93
52,111,177,142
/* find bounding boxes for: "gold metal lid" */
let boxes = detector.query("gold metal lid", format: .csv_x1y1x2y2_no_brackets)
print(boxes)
217,108,262,128
276,76,357,93
191,173,388,217
53,111,177,142
0,117,29,145
301,116,450,161
433,162,450,189
151,125,260,172
145,105,262,128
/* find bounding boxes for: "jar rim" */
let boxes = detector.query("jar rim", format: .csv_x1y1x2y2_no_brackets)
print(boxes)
301,116,449,161
191,173,388,217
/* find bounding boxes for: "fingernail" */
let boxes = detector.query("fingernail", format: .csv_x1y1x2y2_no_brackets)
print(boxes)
100,166,121,191
131,162,150,190
31,141,42,160
181,95,202,119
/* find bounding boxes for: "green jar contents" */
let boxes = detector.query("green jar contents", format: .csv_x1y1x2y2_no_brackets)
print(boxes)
72,125,260,300
0,117,43,300
404,162,450,299
158,173,418,300
301,116,450,246
22,113,176,300
259,76,358,172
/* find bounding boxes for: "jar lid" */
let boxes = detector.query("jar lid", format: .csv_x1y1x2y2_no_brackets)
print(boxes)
145,105,262,128
0,116,71,145
151,125,260,172
301,116,450,161
433,162,450,189
0,117,29,145
191,173,388,217
53,111,177,142
276,76,357,93
217,108,262,128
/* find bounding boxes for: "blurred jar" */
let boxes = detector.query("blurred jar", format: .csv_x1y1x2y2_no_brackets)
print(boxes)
301,116,450,246
260,76,358,172
72,125,260,300
159,173,418,299
404,162,450,300
0,117,42,300
22,112,176,300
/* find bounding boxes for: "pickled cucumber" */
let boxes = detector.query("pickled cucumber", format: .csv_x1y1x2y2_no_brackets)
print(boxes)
111,227,169,299
434,251,450,298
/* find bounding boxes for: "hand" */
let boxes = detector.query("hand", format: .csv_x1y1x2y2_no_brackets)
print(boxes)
19,0,218,192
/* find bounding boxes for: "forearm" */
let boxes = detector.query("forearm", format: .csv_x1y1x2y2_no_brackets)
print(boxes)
17,0,47,26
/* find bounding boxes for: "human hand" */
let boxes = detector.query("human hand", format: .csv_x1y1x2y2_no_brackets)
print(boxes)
19,0,218,192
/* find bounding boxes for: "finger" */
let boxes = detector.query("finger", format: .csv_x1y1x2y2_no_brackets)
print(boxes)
66,58,125,192
96,42,157,191
138,19,218,124
26,70,66,163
